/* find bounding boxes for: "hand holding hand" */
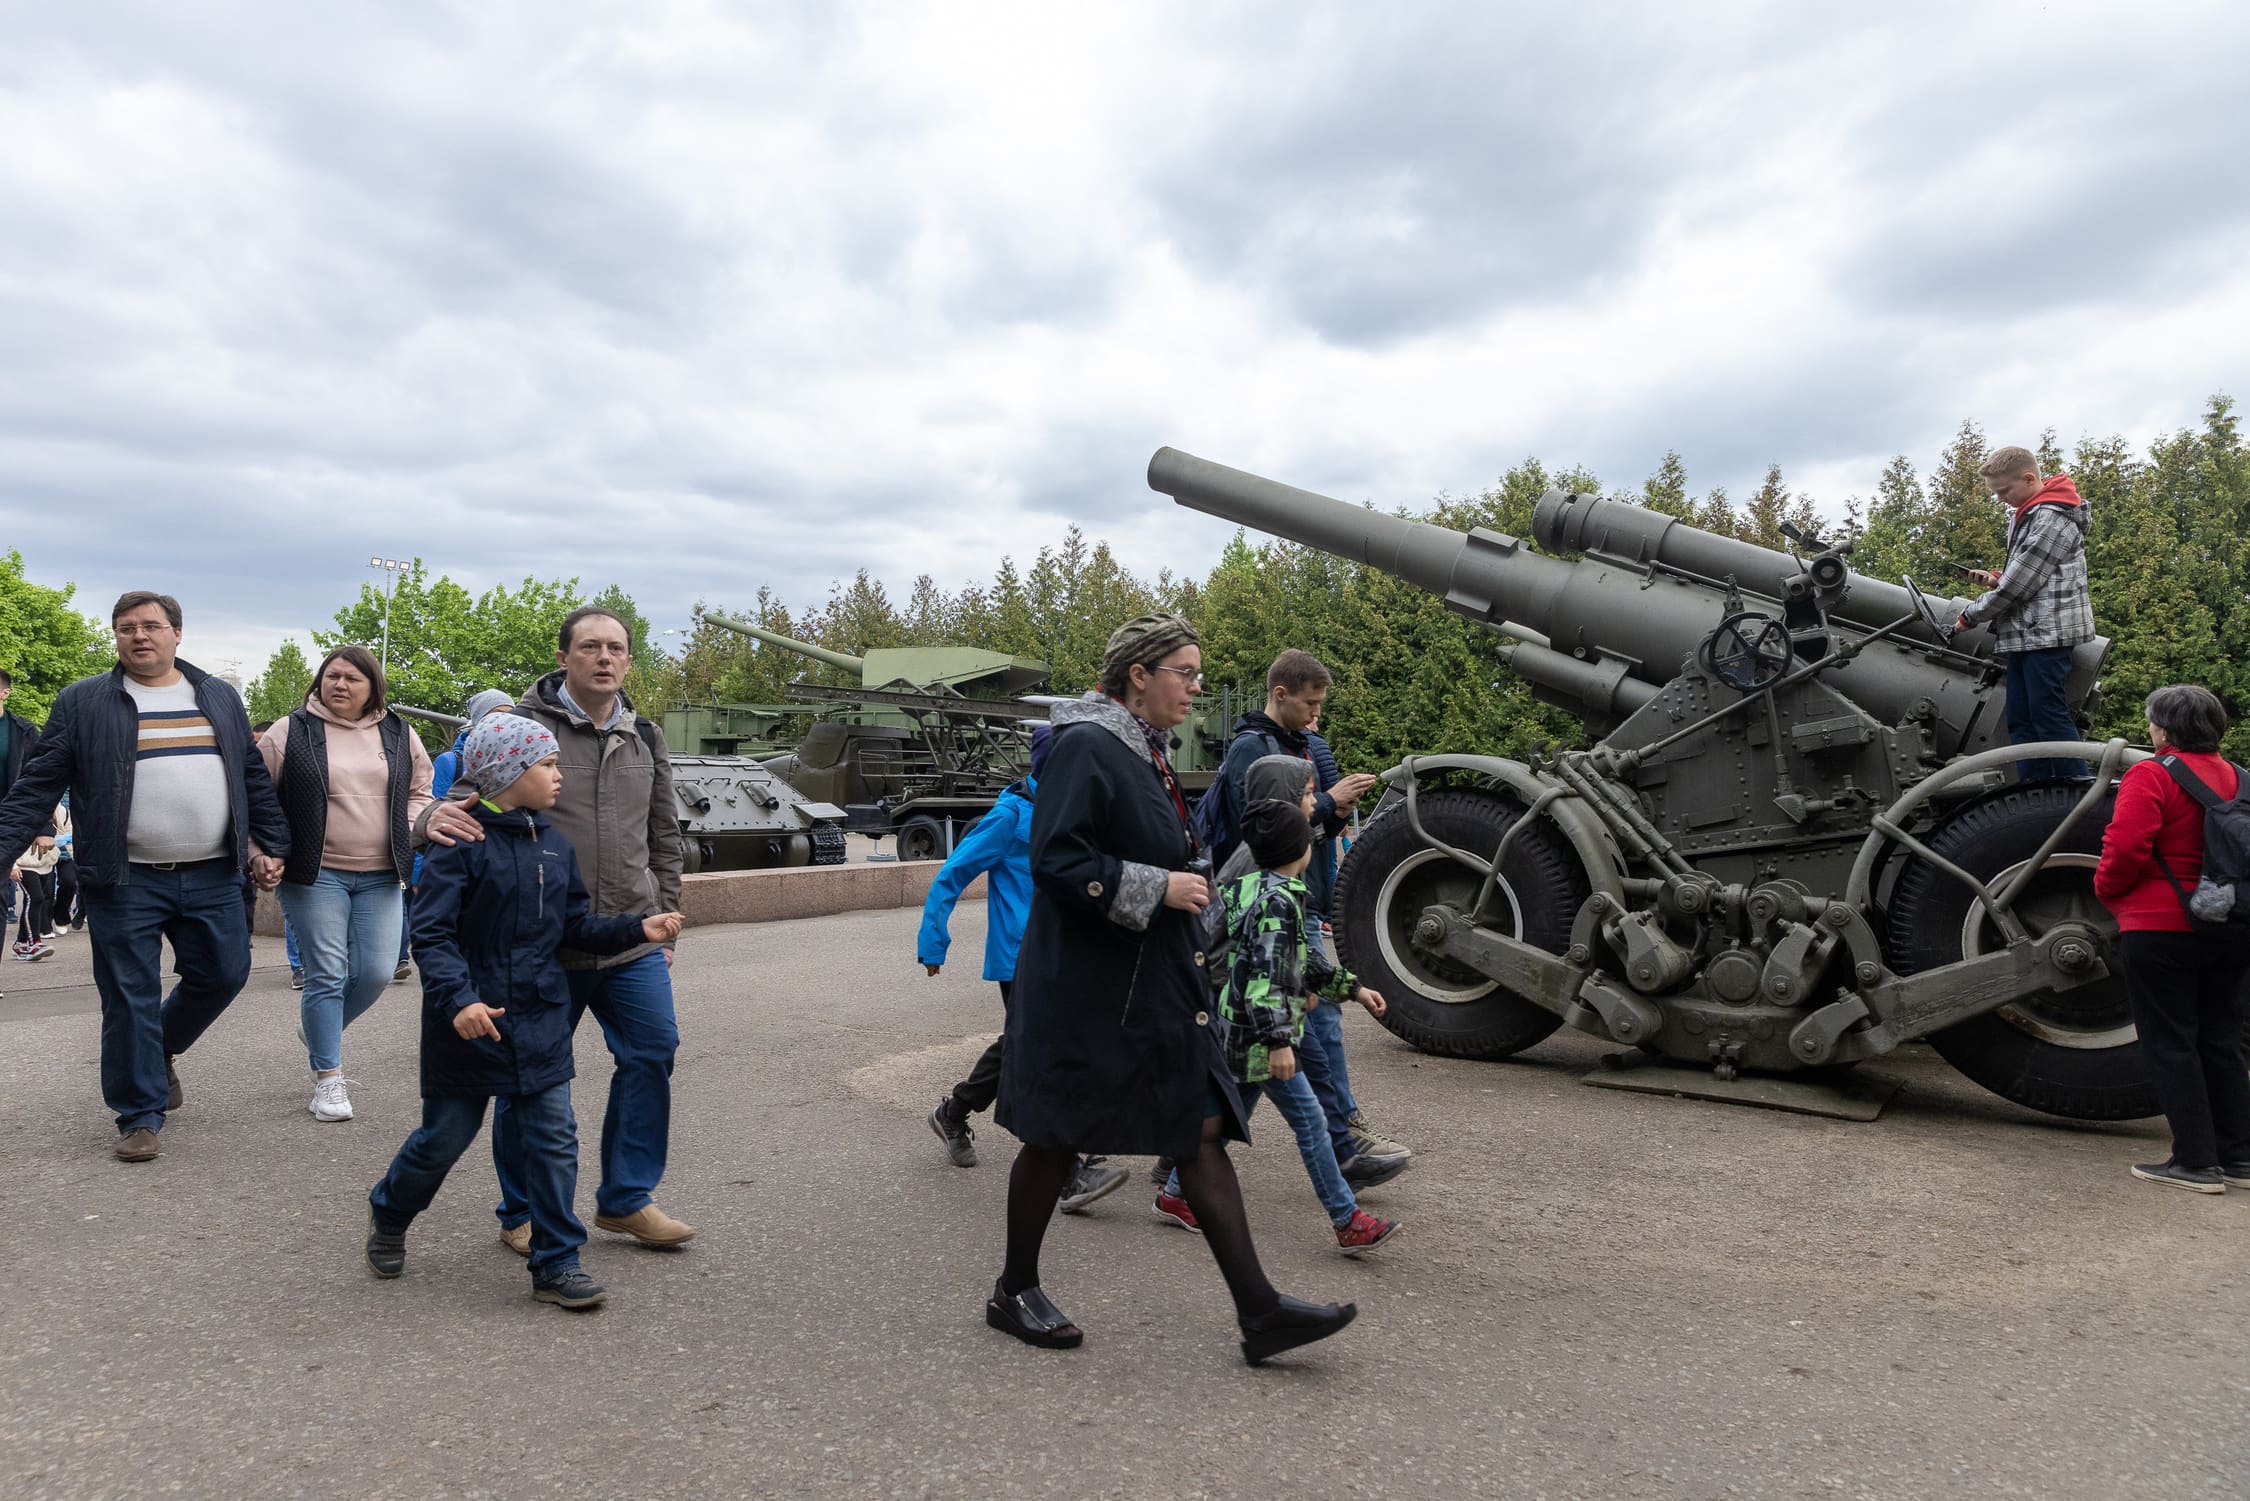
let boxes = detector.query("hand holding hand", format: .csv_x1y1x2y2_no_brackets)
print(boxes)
250,854,284,891
1163,871,1211,912
453,1002,504,1041
423,802,487,848
1355,985,1387,1019
1269,1045,1297,1081
642,912,686,944
1329,772,1381,809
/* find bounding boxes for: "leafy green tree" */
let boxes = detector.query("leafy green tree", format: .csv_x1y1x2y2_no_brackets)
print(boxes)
245,639,313,726
0,553,111,723
318,563,587,747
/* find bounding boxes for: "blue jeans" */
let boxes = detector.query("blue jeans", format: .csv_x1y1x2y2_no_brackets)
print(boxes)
493,950,676,1224
277,868,402,1073
80,861,252,1133
1297,998,1360,1162
284,919,300,970
1170,1070,1358,1227
2002,646,2090,782
1296,920,1361,1163
370,1086,587,1280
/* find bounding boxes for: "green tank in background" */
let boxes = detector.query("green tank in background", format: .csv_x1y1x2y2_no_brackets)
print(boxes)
694,610,1049,860
660,701,821,758
398,702,846,874
1150,446,2143,1124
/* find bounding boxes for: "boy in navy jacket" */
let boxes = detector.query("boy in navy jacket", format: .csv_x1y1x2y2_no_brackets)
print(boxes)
365,716,683,1310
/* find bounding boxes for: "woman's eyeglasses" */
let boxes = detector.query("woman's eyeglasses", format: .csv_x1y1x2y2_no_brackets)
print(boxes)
1150,665,1204,689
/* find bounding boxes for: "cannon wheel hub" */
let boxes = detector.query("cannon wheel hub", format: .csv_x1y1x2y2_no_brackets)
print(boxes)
1960,852,2133,1050
1374,848,1515,1005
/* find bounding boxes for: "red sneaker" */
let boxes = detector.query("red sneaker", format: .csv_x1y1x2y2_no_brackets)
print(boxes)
1153,1190,1201,1233
1336,1209,1399,1256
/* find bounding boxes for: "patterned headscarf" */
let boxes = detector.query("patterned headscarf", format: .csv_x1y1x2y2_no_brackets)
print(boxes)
1101,612,1199,763
461,714,559,796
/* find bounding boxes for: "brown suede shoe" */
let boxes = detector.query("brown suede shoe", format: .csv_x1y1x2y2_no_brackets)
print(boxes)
594,1204,697,1247
498,1223,532,1257
115,1128,159,1162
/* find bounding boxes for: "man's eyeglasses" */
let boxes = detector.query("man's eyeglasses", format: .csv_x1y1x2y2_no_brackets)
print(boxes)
113,624,176,639
1150,665,1204,689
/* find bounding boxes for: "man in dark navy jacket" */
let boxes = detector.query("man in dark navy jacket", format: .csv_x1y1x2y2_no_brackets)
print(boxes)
0,592,288,1161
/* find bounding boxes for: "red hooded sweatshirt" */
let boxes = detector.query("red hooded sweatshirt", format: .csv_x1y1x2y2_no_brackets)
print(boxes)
2013,473,2083,523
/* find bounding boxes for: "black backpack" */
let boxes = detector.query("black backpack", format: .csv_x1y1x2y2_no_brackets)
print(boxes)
2150,754,2250,933
1190,728,1294,866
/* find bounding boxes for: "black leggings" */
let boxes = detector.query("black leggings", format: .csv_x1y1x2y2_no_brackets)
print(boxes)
1001,1113,1280,1322
15,870,52,944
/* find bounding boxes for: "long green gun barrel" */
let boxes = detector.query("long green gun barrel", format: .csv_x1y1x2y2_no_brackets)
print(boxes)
695,609,868,675
1147,446,2104,753
392,703,467,732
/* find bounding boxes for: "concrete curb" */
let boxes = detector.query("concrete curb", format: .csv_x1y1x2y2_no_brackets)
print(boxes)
251,862,984,937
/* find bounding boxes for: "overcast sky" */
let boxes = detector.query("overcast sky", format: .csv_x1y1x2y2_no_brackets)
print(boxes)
4,1,2245,679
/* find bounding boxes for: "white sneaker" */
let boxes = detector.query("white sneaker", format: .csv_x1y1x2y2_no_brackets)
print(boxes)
310,1075,355,1122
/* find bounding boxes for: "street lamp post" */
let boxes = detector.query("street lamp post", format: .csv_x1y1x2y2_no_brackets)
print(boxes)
368,557,408,678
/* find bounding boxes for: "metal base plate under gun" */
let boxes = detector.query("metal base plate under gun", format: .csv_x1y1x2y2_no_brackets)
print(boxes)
1149,447,2146,1123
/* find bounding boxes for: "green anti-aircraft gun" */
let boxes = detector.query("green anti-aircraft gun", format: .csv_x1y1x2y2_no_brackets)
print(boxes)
1149,447,2149,1122
692,611,1050,860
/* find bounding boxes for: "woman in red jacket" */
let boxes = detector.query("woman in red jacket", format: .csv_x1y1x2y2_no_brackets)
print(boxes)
2093,684,2250,1193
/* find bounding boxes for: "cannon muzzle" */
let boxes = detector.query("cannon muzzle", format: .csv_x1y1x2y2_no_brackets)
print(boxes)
1149,447,1579,632
696,609,867,674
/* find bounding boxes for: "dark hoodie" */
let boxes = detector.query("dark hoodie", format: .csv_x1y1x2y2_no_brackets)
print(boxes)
1205,710,1350,917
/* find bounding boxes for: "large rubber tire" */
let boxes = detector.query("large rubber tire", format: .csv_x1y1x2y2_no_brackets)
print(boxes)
1335,789,1588,1060
896,815,947,863
1885,782,2157,1121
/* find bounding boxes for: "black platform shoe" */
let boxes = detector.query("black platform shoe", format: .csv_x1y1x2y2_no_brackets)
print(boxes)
1240,1295,1358,1365
986,1278,1085,1349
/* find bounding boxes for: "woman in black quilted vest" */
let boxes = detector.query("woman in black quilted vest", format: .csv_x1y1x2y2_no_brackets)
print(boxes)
254,645,433,1123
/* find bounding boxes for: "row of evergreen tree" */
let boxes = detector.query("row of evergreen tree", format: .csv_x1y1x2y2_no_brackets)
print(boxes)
12,399,2238,761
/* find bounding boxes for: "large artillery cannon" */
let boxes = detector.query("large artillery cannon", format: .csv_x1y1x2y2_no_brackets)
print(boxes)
1149,447,2149,1122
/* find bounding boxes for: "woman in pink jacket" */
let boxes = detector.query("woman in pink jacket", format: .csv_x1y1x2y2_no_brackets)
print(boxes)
256,646,433,1122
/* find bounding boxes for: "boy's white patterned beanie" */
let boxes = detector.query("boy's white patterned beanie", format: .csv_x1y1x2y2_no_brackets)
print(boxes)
462,715,558,795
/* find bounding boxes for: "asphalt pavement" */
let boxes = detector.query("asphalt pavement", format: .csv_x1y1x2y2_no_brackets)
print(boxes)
3,909,2246,1500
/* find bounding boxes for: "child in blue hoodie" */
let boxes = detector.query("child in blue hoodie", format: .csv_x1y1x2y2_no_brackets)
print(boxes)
918,725,1126,1211
365,715,682,1310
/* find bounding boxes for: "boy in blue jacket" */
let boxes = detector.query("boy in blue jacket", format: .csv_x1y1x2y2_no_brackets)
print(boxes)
365,716,683,1310
918,725,1126,1211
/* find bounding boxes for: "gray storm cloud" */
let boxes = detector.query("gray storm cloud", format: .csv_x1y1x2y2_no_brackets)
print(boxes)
1,0,2244,673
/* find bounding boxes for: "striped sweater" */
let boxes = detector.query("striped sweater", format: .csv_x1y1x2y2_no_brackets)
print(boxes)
121,677,232,863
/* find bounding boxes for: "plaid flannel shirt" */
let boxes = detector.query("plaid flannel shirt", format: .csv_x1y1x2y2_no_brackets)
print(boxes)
1218,869,1356,1084
1960,501,2095,653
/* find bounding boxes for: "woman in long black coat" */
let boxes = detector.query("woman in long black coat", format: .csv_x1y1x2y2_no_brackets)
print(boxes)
989,613,1357,1365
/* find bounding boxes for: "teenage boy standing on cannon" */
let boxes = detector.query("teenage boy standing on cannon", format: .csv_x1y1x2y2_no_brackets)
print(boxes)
1955,445,2096,783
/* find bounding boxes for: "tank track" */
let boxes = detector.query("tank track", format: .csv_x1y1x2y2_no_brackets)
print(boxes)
810,824,849,866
